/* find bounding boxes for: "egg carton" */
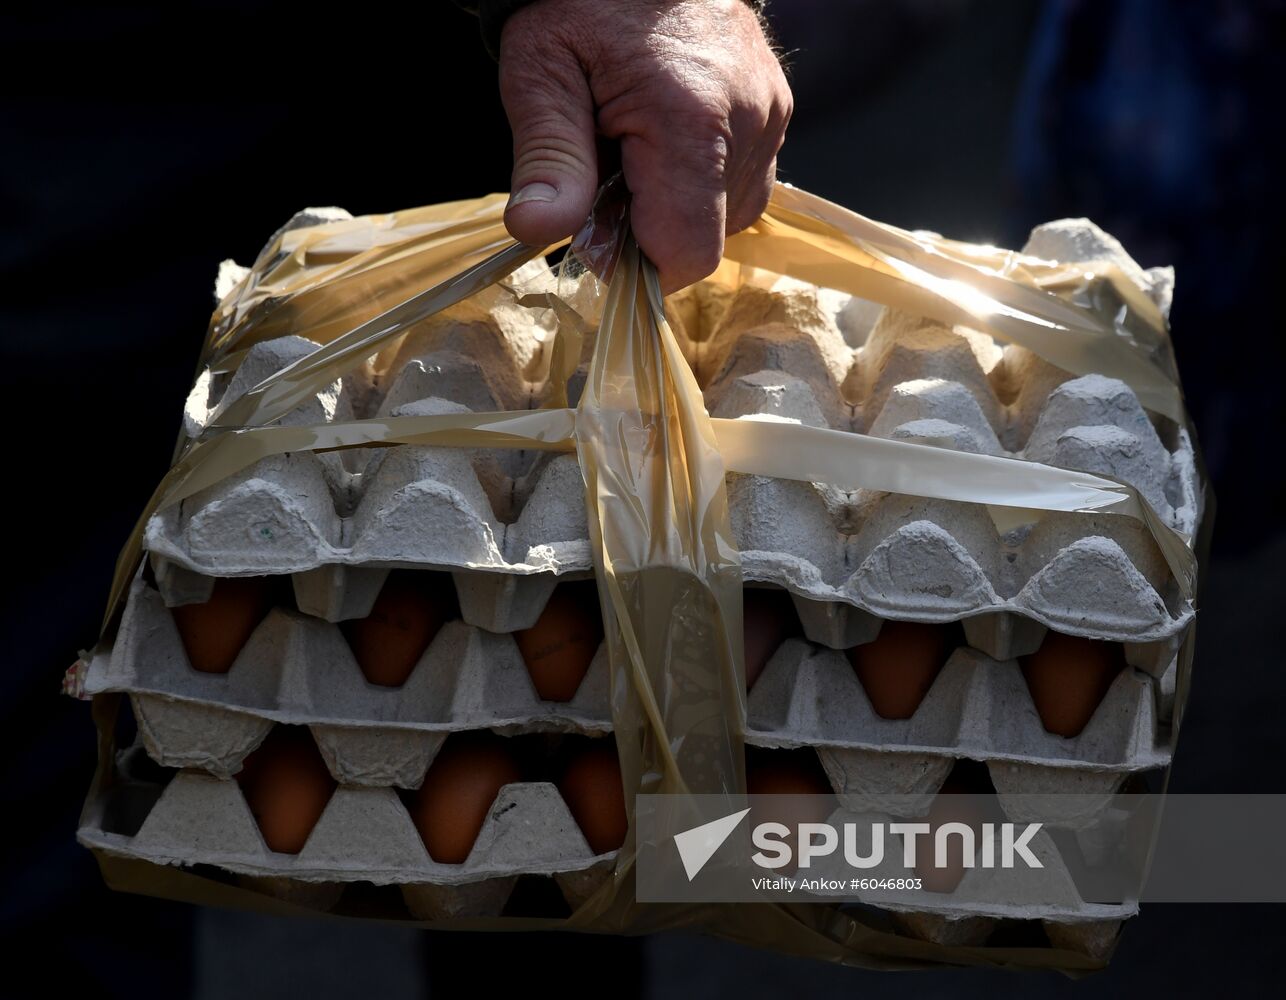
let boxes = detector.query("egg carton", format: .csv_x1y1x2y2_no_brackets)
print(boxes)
147,216,1198,650
746,637,1169,823
99,209,1195,948
151,380,593,634
155,262,592,633
839,908,1120,956
84,578,611,787
878,910,1121,957
711,344,1195,636
77,744,615,920
689,217,1176,439
688,216,1197,645
152,357,1193,645
821,762,1147,942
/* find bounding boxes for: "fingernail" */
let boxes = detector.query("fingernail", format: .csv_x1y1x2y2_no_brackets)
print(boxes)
508,182,558,208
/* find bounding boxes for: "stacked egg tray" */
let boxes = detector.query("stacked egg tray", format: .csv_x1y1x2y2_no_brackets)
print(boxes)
78,208,1201,957
79,570,621,916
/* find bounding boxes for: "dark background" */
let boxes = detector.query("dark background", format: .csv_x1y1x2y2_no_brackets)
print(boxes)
3,0,1284,995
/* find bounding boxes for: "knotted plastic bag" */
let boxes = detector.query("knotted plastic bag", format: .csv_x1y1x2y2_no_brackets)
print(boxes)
79,180,1207,972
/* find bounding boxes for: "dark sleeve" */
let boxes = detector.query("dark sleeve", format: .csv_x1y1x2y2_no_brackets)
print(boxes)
454,0,768,62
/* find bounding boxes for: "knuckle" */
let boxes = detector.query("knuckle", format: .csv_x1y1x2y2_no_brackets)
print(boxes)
778,88,795,129
500,3,594,63
497,18,546,73
681,234,725,278
500,60,577,109
675,87,734,143
664,110,734,183
728,183,772,235
616,66,732,146
500,36,586,103
636,212,723,284
765,93,792,155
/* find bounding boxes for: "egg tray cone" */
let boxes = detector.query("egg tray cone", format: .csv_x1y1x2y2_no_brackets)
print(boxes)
85,578,612,786
77,744,616,918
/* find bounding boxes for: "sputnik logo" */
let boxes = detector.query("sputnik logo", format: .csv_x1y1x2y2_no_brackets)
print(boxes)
672,806,1045,881
673,808,751,880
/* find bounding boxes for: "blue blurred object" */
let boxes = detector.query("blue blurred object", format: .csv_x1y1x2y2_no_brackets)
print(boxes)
1012,0,1285,541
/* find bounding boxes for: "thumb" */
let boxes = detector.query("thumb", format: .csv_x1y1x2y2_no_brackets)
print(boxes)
498,34,598,246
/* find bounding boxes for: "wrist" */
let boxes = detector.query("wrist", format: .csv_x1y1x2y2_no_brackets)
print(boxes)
478,0,767,60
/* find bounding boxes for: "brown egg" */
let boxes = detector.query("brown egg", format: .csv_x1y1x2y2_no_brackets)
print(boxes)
172,575,275,674
514,582,604,702
341,571,454,687
915,778,988,894
747,749,835,872
743,588,799,690
238,727,336,855
1020,631,1126,737
846,620,952,719
558,742,628,854
747,749,834,807
409,733,522,864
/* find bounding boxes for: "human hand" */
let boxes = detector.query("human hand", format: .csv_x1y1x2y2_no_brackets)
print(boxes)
498,0,792,293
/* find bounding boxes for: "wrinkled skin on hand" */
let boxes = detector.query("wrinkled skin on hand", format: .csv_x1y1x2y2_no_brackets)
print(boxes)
499,0,792,292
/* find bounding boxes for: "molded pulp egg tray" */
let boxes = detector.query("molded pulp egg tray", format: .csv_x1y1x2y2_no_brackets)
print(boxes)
78,203,1202,964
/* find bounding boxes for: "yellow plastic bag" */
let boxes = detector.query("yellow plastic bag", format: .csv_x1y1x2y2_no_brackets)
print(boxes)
79,181,1207,972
